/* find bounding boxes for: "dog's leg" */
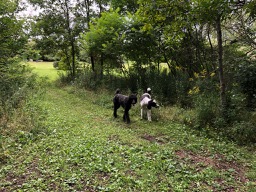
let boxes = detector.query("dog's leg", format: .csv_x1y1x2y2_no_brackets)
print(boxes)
126,111,130,124
113,103,120,118
141,108,143,120
147,110,152,121
124,109,130,124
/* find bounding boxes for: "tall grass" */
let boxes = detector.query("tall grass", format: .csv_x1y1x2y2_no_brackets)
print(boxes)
70,66,256,145
0,61,49,164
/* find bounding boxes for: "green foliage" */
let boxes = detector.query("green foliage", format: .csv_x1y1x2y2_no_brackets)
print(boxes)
0,0,27,62
29,0,86,77
235,62,256,108
22,41,41,61
111,0,139,14
122,13,158,66
224,45,256,109
25,0,256,147
74,67,101,89
246,0,256,18
0,61,33,109
53,61,59,69
227,121,256,145
1,82,255,191
80,9,125,71
0,65,48,164
0,0,41,150
192,0,232,23
194,93,219,128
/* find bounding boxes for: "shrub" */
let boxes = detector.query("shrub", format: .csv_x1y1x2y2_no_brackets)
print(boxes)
73,67,101,90
53,61,59,69
236,63,256,109
0,62,48,163
192,93,219,129
225,91,248,123
0,61,36,112
226,46,256,109
227,121,256,144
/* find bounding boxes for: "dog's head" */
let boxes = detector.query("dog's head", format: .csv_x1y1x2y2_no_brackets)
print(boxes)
129,93,137,106
147,99,159,109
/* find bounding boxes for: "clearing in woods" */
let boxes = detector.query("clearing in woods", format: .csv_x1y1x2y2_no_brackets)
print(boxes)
0,62,255,191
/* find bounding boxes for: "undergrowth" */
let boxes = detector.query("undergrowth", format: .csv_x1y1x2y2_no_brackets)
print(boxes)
1,83,255,191
1,63,255,191
70,67,256,146
0,62,49,165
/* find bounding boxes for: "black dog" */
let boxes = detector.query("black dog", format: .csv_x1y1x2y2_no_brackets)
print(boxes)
113,89,137,123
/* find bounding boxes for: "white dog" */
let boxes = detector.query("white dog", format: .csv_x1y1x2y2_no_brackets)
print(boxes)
140,93,159,121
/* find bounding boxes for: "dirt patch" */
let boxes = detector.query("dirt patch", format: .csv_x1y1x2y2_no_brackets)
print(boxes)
175,150,249,183
141,134,156,142
141,134,168,144
3,158,41,191
108,134,120,142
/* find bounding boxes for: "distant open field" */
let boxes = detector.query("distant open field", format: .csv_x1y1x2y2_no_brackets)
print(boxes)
28,61,61,81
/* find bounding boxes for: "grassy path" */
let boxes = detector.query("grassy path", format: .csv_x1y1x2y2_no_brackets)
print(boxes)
1,64,256,191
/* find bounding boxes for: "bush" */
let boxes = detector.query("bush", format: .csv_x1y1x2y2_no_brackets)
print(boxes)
0,62,48,163
0,61,36,111
53,61,59,69
236,63,256,109
192,93,219,128
73,67,101,90
0,62,46,130
226,46,256,109
227,121,256,144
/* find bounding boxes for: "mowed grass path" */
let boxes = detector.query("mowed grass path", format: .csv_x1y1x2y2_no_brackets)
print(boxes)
1,63,256,191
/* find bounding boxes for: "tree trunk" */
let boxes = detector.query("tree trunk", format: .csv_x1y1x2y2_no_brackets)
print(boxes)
64,0,75,78
100,53,104,79
91,55,95,71
71,39,76,78
207,25,216,70
216,16,227,113
84,0,95,71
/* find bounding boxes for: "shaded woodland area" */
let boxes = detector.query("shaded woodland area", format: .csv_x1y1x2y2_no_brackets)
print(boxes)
1,0,256,144
1,1,256,191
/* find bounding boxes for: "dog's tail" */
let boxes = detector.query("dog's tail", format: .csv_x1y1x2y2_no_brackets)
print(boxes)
115,88,121,94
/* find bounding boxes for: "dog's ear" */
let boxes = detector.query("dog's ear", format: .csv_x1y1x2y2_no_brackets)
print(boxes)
115,88,121,94
130,92,137,96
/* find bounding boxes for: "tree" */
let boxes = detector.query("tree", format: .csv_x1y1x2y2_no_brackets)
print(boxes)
0,0,27,64
225,1,256,53
29,0,112,76
137,0,204,76
22,40,41,61
136,0,256,115
111,0,139,14
193,0,230,110
0,0,30,110
76,0,108,71
29,0,85,78
122,13,158,72
191,0,252,114
80,9,125,78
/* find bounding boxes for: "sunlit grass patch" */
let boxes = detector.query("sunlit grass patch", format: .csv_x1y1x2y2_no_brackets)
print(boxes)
27,61,61,81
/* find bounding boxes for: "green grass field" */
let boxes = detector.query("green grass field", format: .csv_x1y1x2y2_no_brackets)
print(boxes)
28,61,61,81
1,63,256,191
